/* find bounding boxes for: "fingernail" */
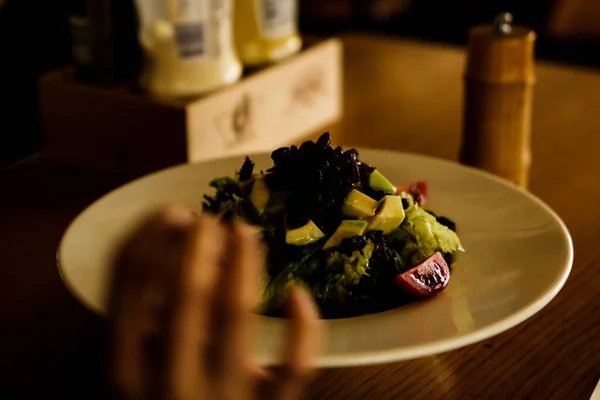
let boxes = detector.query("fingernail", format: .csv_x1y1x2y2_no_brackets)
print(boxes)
156,205,195,227
288,285,321,320
232,220,258,237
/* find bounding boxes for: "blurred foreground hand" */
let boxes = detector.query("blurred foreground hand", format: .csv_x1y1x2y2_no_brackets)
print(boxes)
108,206,321,400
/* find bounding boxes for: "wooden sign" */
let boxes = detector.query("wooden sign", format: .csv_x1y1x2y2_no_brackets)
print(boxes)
39,38,343,178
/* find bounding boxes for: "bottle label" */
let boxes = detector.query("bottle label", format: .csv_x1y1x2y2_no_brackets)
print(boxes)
257,0,297,39
172,0,231,60
174,22,206,59
69,16,93,66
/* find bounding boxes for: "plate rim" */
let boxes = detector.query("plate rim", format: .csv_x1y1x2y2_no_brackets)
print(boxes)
57,148,574,367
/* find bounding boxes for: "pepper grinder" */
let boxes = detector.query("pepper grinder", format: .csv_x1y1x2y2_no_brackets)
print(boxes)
459,12,536,188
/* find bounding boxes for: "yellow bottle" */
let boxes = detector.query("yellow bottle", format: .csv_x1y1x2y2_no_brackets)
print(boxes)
136,0,242,98
233,0,302,66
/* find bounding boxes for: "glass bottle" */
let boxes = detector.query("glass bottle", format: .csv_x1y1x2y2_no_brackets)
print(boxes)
135,0,242,98
233,0,302,66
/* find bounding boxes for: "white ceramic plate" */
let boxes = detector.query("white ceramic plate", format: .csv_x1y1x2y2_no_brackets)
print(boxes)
58,149,573,367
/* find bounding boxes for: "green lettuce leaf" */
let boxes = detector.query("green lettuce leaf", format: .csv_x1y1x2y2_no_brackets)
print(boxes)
318,240,375,308
259,243,322,314
209,176,239,191
400,203,463,265
202,176,244,220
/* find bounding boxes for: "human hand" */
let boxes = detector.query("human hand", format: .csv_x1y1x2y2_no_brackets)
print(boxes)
108,206,321,400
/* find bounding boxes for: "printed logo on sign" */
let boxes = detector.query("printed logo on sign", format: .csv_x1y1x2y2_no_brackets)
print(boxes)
231,93,253,142
288,65,326,108
213,93,256,147
174,22,205,59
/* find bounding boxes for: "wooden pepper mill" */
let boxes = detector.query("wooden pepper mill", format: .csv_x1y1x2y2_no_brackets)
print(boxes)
460,12,536,188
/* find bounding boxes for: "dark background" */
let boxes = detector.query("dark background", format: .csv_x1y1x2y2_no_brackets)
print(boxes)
0,0,598,169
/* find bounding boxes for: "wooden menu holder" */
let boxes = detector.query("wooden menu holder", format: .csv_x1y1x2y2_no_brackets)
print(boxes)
38,38,343,179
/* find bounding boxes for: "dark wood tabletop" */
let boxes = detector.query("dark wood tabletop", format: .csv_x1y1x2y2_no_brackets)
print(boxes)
2,35,600,399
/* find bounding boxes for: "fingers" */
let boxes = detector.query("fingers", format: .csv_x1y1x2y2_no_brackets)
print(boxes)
272,286,322,400
109,270,146,399
164,213,226,400
110,205,320,400
212,222,263,396
108,205,195,399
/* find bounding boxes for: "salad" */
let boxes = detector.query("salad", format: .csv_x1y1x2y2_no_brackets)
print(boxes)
202,133,463,318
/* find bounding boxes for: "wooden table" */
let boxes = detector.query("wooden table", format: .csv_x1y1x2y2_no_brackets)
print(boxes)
2,35,600,399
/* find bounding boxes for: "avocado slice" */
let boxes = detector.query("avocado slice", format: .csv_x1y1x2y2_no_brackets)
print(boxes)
369,169,396,195
264,191,288,214
286,220,325,246
249,178,270,214
367,195,405,233
322,220,368,250
342,189,378,219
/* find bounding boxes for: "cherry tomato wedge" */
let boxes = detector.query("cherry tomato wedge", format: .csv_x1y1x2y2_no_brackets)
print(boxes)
395,180,428,205
393,252,450,297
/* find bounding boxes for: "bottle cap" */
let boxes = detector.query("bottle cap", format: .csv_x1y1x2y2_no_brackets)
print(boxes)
466,12,536,84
